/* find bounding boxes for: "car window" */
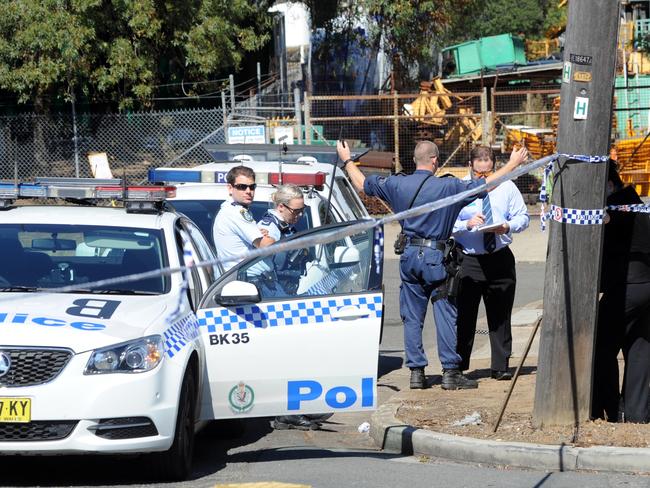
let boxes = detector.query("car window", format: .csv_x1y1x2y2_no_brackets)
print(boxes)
181,219,221,282
172,200,312,246
335,176,367,219
234,226,373,300
0,224,169,294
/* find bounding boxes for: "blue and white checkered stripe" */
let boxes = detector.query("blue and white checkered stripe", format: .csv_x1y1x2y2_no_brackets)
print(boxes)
163,314,200,358
538,154,608,230
543,204,604,226
197,294,383,333
607,203,650,213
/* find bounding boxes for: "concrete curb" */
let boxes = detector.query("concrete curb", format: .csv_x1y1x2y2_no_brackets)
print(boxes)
370,397,650,474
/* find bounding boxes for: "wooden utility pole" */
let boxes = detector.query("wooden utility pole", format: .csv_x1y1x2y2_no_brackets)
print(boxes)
533,0,620,427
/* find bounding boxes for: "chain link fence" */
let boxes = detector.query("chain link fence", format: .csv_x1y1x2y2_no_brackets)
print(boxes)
5,83,650,201
0,109,226,182
307,90,484,175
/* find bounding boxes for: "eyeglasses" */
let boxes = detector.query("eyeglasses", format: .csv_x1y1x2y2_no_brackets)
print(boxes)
232,183,257,191
283,204,306,216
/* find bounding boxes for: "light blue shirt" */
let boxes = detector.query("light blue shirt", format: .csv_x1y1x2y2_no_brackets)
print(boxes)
453,175,529,255
213,197,263,271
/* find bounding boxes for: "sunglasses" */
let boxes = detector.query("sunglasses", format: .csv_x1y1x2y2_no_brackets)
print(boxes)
473,170,493,178
283,204,306,216
232,183,257,191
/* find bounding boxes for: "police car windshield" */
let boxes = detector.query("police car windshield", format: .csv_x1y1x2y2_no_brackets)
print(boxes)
172,200,312,247
0,225,169,294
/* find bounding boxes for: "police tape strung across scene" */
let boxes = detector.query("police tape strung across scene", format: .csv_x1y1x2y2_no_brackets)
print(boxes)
544,204,605,225
538,154,609,230
0,153,558,305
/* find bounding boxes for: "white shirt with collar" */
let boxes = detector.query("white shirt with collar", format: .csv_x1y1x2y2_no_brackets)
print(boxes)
213,197,263,271
453,173,529,255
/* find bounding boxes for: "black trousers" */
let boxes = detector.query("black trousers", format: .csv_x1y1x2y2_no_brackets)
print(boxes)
456,246,516,372
592,281,650,423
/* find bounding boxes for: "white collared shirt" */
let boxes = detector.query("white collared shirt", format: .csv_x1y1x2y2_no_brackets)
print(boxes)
213,197,263,271
453,175,529,255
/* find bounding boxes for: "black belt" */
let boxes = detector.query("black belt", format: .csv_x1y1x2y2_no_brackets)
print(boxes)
407,237,446,251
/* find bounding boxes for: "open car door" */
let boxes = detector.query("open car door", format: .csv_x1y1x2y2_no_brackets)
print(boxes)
197,222,384,419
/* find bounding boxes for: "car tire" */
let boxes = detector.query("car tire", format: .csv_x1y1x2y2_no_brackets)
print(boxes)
151,367,196,481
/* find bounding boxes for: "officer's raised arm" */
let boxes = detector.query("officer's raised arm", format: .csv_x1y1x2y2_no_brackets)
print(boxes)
336,140,365,192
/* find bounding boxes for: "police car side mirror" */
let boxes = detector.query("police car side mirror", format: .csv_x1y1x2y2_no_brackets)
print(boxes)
331,245,360,269
216,280,261,305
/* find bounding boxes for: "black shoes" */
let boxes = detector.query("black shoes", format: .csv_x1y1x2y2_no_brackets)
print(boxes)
491,370,513,381
410,367,426,389
271,415,321,431
441,369,478,390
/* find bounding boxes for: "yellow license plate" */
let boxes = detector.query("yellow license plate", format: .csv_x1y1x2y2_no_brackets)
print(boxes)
0,397,31,423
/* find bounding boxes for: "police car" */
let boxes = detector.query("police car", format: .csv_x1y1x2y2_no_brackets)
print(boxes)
148,144,370,247
0,178,383,481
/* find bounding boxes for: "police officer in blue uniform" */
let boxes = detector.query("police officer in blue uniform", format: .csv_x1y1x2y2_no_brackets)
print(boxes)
337,140,528,389
257,184,309,295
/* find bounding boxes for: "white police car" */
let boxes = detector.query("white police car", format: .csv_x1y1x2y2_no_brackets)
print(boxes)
0,178,383,481
149,144,370,247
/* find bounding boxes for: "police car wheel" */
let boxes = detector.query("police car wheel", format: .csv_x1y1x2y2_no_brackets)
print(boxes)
151,367,196,481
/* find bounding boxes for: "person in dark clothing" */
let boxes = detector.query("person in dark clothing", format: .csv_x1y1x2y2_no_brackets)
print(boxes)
592,161,650,423
337,139,527,390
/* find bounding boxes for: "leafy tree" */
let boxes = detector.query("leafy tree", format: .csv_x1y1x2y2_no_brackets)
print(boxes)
310,0,472,90
0,0,272,111
360,0,470,85
459,0,546,40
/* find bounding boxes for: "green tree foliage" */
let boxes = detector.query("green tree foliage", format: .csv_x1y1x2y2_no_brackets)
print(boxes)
309,0,472,89
0,0,271,111
451,0,566,42
460,0,545,39
360,0,470,81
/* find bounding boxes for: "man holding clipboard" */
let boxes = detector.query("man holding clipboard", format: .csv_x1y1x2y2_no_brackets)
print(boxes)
453,145,529,381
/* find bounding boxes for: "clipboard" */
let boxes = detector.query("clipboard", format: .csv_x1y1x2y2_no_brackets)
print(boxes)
474,221,505,233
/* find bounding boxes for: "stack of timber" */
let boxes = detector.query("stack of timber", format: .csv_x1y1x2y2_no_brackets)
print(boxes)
357,150,395,215
443,107,482,146
616,137,650,196
503,125,555,159
409,77,452,126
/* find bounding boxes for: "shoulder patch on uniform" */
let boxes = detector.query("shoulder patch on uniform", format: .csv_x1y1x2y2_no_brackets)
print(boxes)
259,216,274,225
240,208,254,222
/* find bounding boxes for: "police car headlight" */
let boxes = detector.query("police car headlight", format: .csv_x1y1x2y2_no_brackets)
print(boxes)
85,335,164,374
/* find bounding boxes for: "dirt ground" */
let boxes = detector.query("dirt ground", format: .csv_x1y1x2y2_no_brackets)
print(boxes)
396,360,650,448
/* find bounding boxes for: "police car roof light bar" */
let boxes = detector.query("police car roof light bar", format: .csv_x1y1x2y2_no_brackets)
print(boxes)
94,185,176,201
0,182,19,209
148,168,325,189
0,182,19,199
35,177,123,187
268,172,326,189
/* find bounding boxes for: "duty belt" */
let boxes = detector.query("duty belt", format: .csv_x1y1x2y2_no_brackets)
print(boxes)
407,237,446,251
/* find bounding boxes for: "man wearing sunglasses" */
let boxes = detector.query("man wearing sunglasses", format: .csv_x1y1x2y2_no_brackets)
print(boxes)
452,145,530,382
213,166,275,271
